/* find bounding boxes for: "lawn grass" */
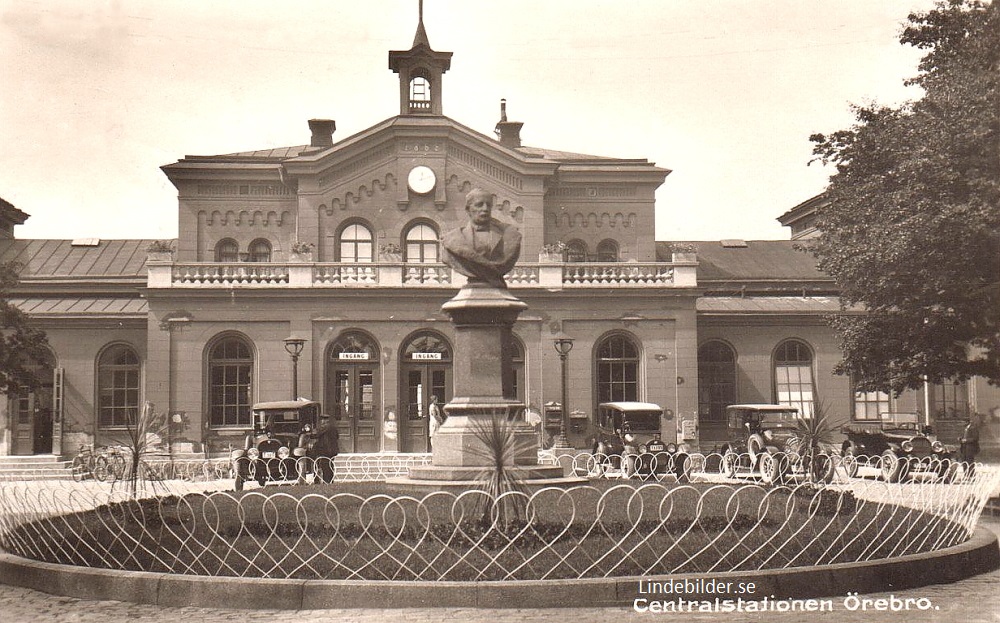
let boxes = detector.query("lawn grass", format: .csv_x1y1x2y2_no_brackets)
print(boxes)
2,480,964,581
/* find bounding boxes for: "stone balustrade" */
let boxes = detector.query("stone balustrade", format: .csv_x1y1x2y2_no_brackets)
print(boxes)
153,260,695,289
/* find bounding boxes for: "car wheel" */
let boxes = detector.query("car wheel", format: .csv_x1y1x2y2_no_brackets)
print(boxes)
881,450,904,483
747,434,766,467
759,452,781,484
722,449,738,478
813,453,834,483
842,445,860,478
673,453,690,483
937,458,957,483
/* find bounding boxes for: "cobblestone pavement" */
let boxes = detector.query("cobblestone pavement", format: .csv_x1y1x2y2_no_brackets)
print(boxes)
0,519,996,623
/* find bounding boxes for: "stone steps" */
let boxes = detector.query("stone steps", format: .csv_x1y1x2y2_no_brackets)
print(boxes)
0,455,75,480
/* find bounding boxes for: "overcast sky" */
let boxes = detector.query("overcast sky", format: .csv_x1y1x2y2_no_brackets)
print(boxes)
0,0,938,242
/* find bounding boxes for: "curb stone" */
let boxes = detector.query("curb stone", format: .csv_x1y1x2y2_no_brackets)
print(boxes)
0,527,996,609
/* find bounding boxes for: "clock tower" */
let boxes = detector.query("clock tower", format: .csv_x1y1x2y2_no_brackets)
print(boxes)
389,0,452,116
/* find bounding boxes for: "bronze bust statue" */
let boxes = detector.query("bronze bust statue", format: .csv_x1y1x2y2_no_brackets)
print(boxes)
440,188,522,288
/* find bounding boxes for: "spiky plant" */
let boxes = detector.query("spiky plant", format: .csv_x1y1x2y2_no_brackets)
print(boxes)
466,413,535,528
118,401,167,498
791,401,839,483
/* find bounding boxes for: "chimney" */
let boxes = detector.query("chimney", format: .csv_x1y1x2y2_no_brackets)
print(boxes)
494,99,523,148
307,119,336,148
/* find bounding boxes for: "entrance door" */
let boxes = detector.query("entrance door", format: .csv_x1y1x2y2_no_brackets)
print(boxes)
399,331,452,453
329,365,379,452
401,366,451,452
11,359,56,456
326,332,381,453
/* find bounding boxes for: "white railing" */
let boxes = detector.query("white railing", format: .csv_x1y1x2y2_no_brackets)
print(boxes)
314,264,379,285
158,261,686,288
562,262,674,286
171,263,289,286
0,455,994,582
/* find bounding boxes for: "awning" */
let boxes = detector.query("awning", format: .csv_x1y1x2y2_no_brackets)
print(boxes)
696,296,847,315
10,297,148,317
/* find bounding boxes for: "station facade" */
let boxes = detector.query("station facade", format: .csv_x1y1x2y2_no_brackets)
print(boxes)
1,16,996,459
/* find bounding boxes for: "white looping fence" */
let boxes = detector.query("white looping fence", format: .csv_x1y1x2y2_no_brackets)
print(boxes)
0,452,995,582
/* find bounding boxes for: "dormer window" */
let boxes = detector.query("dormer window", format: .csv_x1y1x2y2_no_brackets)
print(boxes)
409,74,431,112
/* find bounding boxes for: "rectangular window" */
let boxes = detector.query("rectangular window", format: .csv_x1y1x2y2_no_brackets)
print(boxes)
775,364,815,418
932,381,969,420
853,389,890,421
209,363,251,427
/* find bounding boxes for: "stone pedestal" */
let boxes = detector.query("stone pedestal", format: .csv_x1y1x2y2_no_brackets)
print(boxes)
389,283,585,489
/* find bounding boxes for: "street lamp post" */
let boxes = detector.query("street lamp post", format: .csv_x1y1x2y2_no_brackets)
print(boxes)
283,337,306,400
553,337,575,449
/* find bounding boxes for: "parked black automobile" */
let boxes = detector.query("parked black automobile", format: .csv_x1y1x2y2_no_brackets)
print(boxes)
840,413,956,482
720,404,834,484
231,400,332,491
591,402,689,479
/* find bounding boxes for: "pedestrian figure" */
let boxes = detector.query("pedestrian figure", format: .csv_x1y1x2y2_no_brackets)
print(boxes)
960,413,983,479
428,395,445,451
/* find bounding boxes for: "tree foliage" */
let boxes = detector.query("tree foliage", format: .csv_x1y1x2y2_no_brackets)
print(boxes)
0,261,51,393
809,0,999,394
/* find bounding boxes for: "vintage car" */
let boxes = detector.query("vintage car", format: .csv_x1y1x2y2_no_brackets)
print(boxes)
720,404,834,484
840,413,956,482
591,402,689,479
231,400,332,491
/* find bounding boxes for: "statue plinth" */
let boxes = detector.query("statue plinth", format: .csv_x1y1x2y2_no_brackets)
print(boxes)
433,283,534,467
388,227,586,489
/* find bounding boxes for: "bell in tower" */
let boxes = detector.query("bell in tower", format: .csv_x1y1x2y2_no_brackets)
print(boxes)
388,0,453,116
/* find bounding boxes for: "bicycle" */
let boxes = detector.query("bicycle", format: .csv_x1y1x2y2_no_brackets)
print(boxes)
71,444,128,482
103,445,128,481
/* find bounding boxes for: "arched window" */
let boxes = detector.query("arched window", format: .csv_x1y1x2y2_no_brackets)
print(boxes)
596,239,619,262
404,222,439,263
339,223,374,263
403,331,452,361
214,238,239,263
773,339,816,417
328,331,380,425
207,335,253,427
247,238,272,262
566,239,588,263
410,75,430,101
698,341,736,423
595,333,641,404
97,344,141,428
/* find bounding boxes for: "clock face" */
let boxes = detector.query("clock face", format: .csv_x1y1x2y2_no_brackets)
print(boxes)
407,165,436,195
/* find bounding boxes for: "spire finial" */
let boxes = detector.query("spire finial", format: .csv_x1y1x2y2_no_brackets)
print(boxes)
419,0,424,24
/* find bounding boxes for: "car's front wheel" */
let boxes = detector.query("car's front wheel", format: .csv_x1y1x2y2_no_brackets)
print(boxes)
880,450,906,483
673,453,690,483
759,452,781,484
841,444,860,478
936,458,958,483
722,448,738,478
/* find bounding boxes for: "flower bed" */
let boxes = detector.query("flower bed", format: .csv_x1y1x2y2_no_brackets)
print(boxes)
0,478,985,581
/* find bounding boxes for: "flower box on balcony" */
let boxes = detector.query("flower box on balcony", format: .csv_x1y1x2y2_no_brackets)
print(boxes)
671,252,697,263
147,250,173,262
538,251,564,264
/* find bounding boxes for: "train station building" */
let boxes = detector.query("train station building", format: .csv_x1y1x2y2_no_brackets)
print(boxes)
1,14,995,460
